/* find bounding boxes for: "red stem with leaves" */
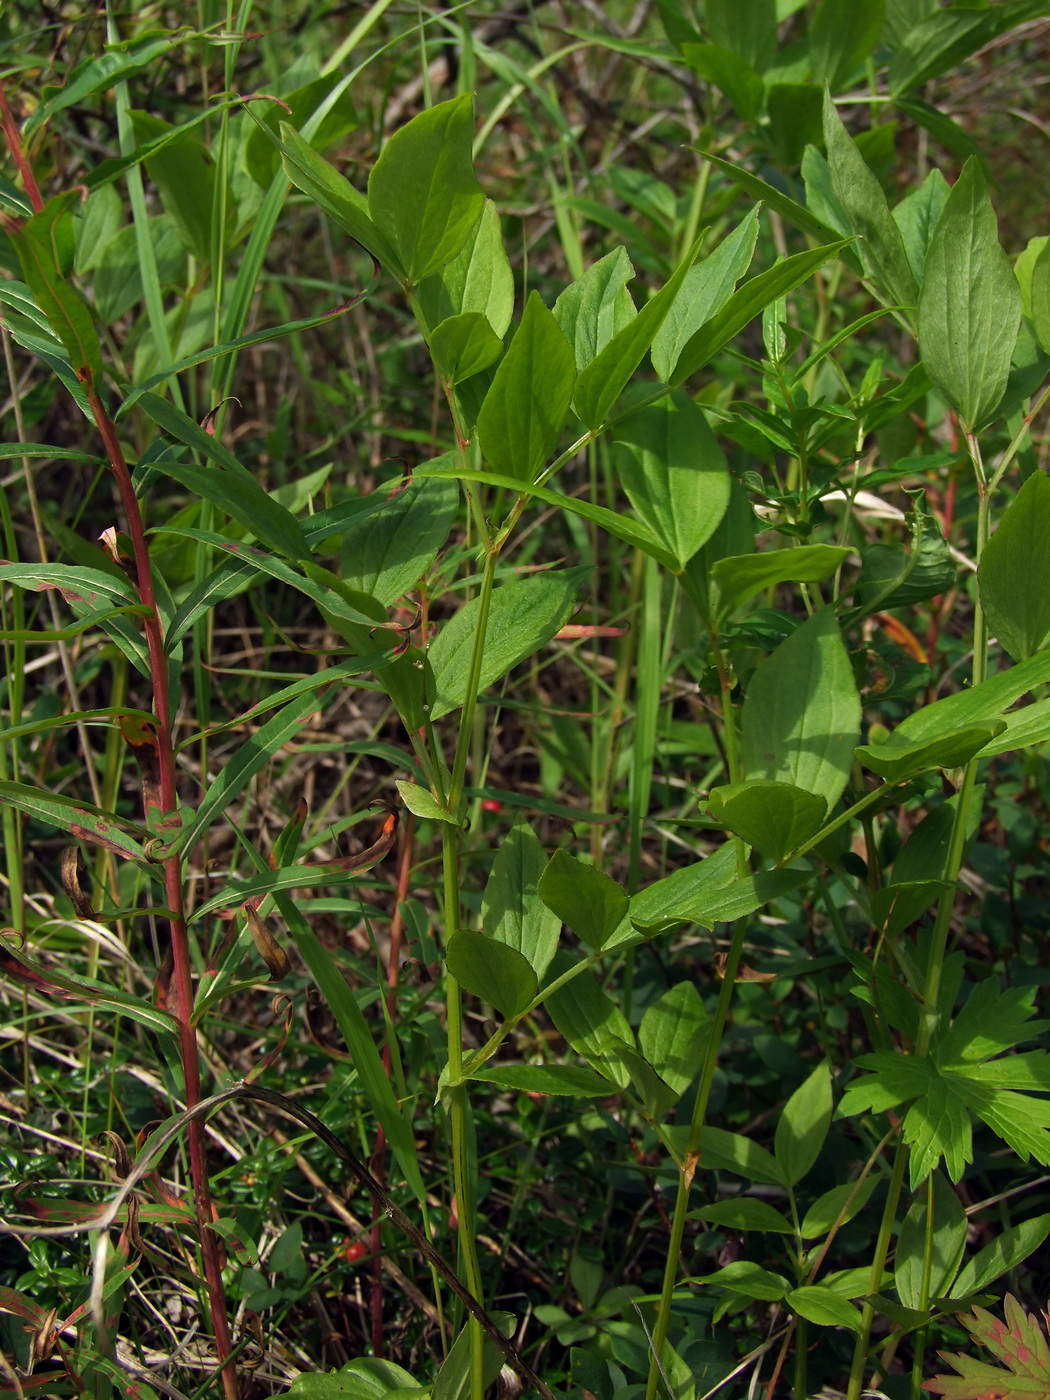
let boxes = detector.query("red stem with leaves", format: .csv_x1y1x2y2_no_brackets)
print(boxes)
0,82,238,1400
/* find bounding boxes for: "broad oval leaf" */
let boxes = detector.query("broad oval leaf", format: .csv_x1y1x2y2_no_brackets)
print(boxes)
613,392,731,570
482,820,561,980
469,1062,614,1097
638,982,709,1096
446,930,537,1019
707,781,827,861
416,199,514,339
340,474,459,606
711,544,849,621
538,849,629,950
979,470,1050,661
800,1177,878,1240
742,609,861,809
430,312,503,384
784,1286,862,1333
774,1062,833,1187
367,95,484,285
689,1199,793,1234
553,246,637,370
426,567,586,720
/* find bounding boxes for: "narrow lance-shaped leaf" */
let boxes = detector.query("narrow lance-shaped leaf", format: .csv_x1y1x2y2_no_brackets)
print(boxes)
917,156,1021,430
823,91,917,312
10,191,103,385
572,238,700,428
669,239,852,386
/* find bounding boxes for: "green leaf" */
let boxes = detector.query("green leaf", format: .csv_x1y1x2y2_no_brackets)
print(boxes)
774,1062,832,1186
395,780,460,826
426,567,586,719
10,191,103,384
711,544,849,621
468,1062,614,1097
886,3,1050,97
174,691,332,854
892,168,951,284
134,392,311,560
810,0,885,90
627,843,738,932
274,121,402,275
0,561,136,609
979,470,1050,661
129,111,222,263
800,1177,878,1239
698,1262,787,1299
896,1171,967,1309
669,239,852,386
0,782,146,862
856,648,1050,780
634,868,810,935
446,930,537,1019
24,30,192,137
0,934,178,1040
340,475,459,606
475,291,576,482
543,951,634,1089
1028,239,1050,354
244,71,357,188
482,820,561,980
367,95,484,285
287,1358,423,1400
651,206,760,382
432,1313,513,1400
856,723,1005,783
689,1199,793,1234
950,1214,1050,1298
413,460,677,570
613,392,730,570
277,892,426,1202
705,0,778,73
696,1125,784,1185
416,199,514,339
430,312,503,384
766,84,825,167
572,242,698,428
701,154,842,244
707,781,827,861
638,982,709,1097
784,1286,862,1333
681,44,765,122
553,247,637,370
823,92,917,312
538,849,629,950
742,609,861,809
917,157,1021,431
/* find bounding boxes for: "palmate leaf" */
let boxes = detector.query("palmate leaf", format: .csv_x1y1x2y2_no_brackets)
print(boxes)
842,981,1050,1186
926,1293,1050,1400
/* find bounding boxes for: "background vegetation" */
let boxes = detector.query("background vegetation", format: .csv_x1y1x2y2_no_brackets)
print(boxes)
3,4,1050,1400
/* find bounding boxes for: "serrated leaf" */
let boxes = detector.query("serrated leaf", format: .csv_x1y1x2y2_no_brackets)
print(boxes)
926,1293,1050,1399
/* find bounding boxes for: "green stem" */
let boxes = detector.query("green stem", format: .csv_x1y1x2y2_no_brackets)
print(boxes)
846,1138,908,1400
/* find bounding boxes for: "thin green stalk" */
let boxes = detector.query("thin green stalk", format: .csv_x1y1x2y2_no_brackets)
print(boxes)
437,538,499,1400
847,1139,908,1400
644,606,751,1399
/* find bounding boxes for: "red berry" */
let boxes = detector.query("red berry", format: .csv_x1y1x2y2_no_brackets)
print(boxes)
341,1239,367,1263
481,798,502,812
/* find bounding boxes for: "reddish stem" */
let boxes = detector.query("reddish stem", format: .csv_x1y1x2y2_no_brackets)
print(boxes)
0,83,43,213
86,388,238,1400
